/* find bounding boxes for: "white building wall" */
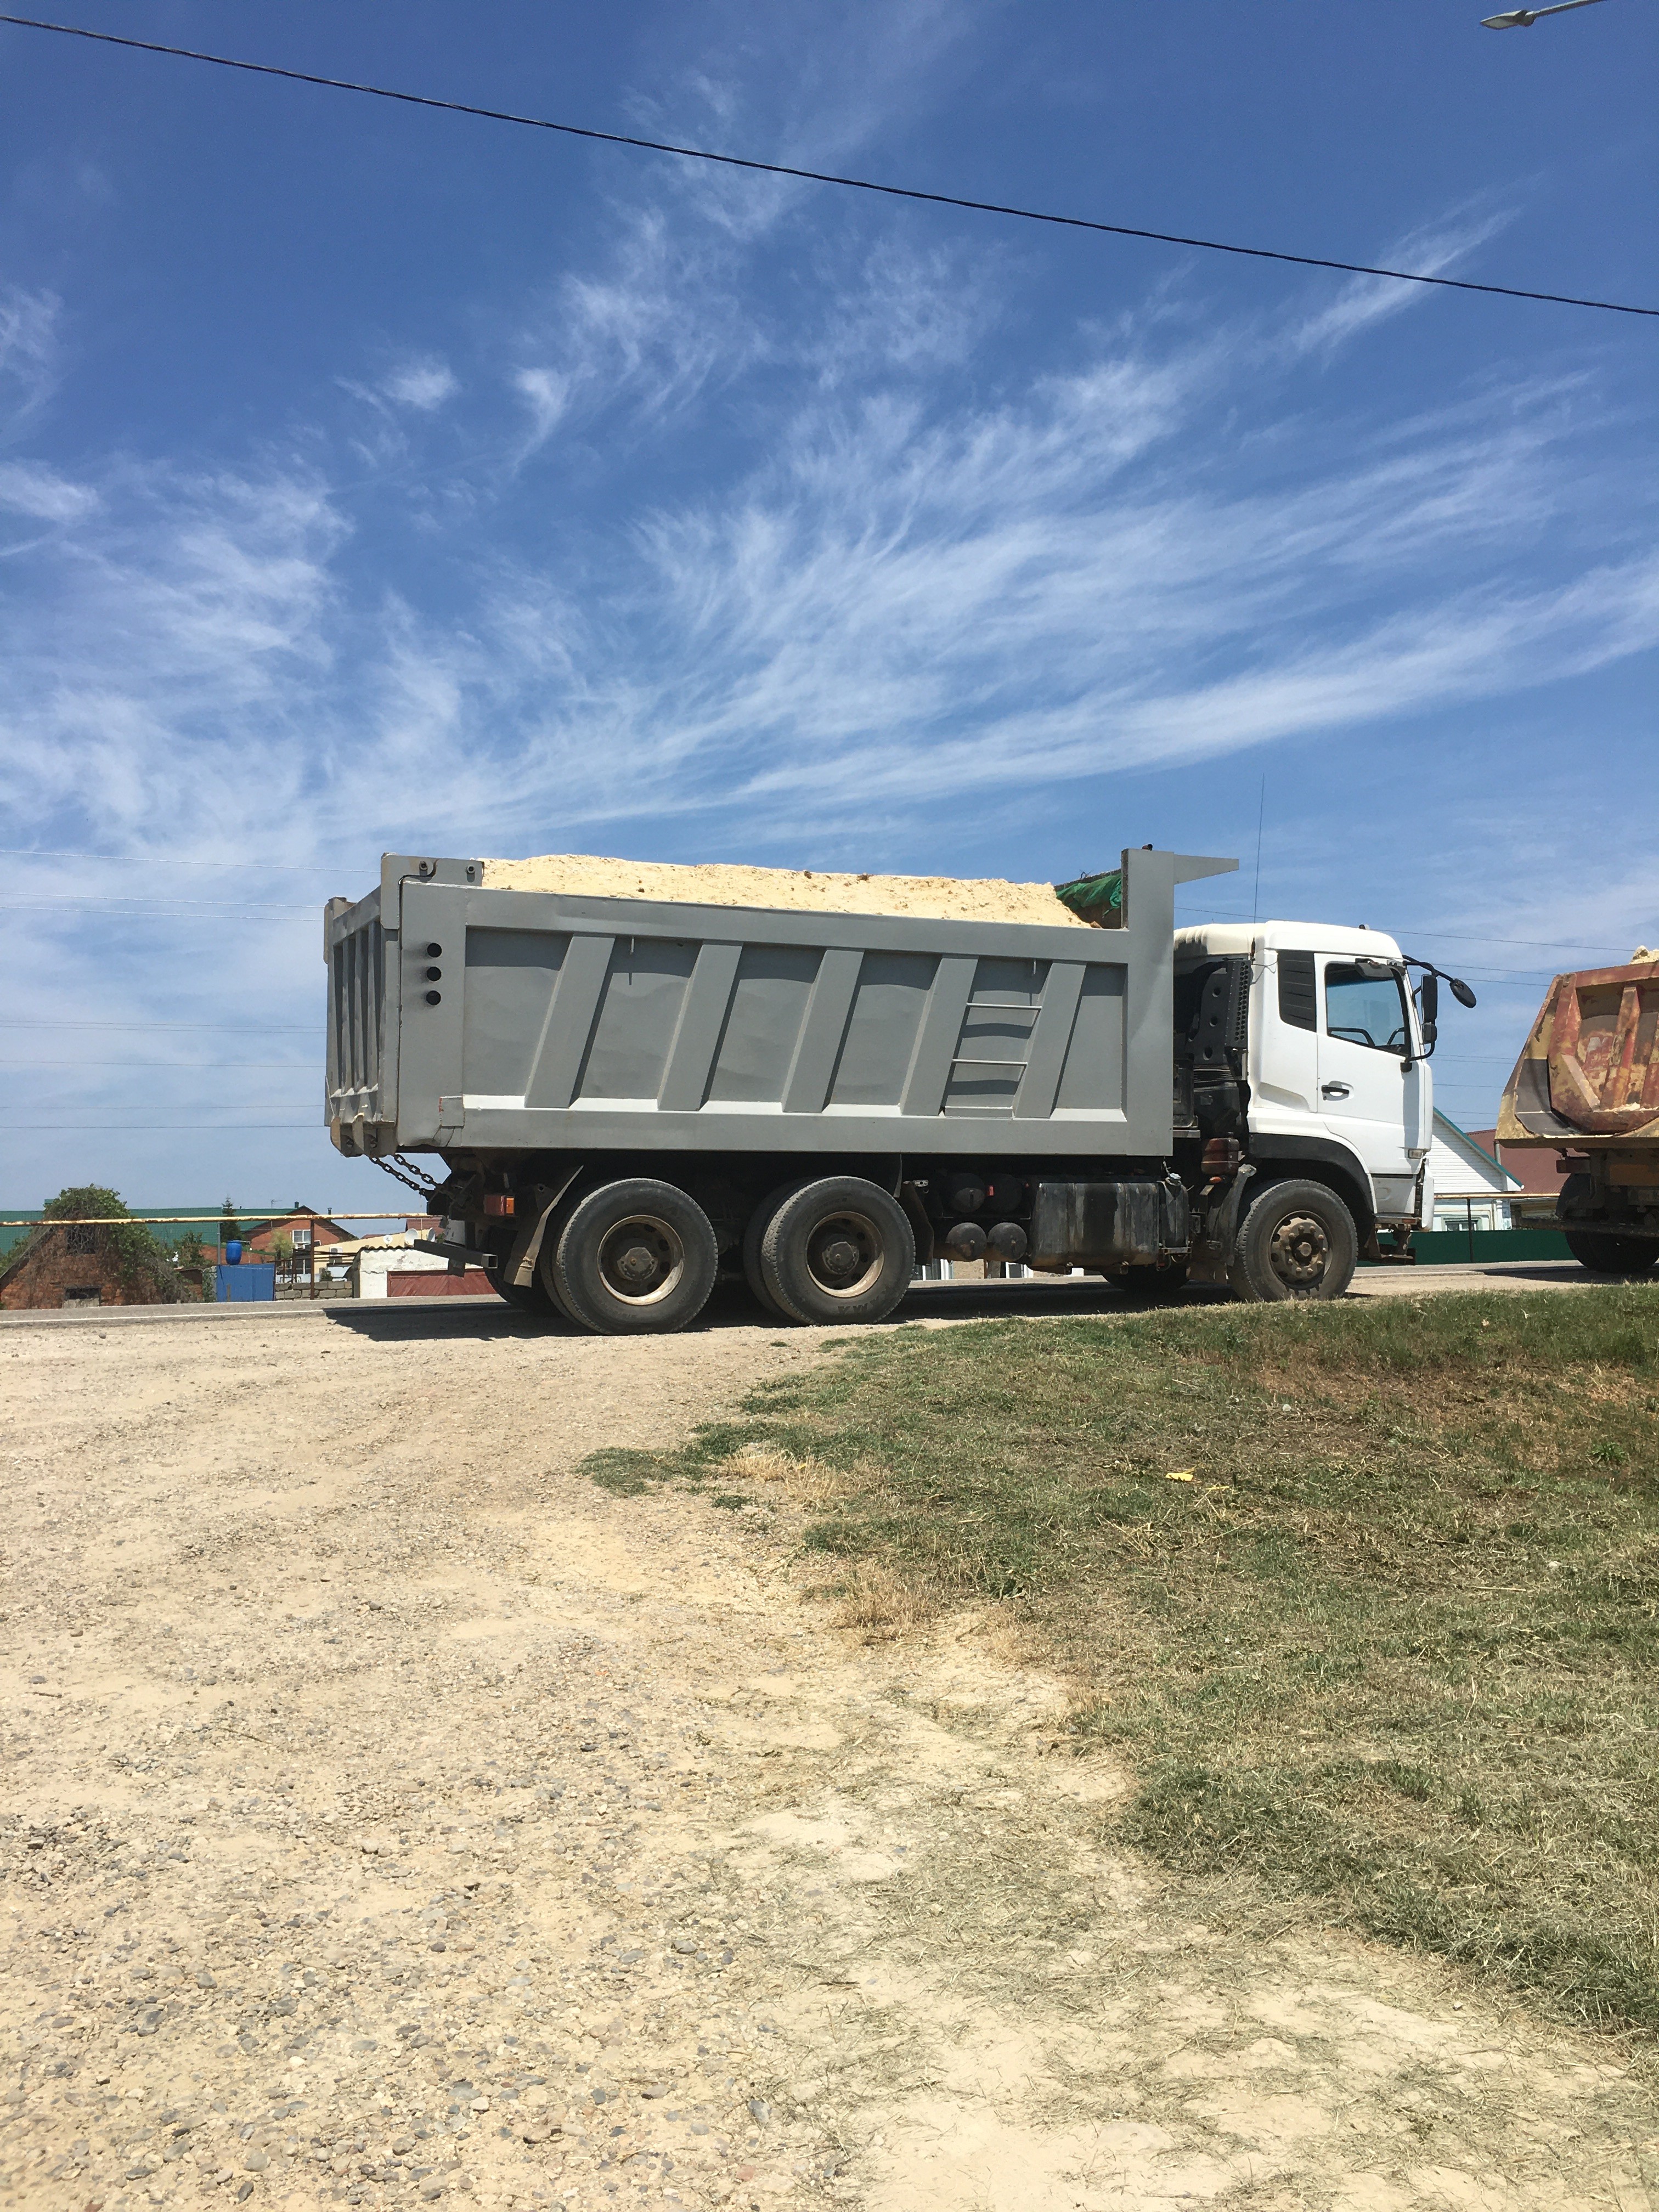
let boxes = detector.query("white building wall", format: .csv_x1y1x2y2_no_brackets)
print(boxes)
352,1245,455,1300
1427,1111,1521,1232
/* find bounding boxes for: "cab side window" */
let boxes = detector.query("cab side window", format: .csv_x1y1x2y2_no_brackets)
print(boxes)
1325,963,1408,1053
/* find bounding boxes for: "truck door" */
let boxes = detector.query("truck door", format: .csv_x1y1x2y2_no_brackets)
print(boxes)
1318,957,1426,1214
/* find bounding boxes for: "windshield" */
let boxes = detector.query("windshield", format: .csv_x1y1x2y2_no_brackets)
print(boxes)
1325,962,1409,1053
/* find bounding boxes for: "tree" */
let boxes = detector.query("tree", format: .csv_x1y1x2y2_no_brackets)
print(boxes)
35,1186,188,1303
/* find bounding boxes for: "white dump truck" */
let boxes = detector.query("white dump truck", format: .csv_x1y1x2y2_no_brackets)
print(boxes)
324,847,1473,1331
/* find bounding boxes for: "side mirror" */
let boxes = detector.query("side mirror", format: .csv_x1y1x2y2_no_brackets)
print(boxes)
1420,970,1440,1026
1422,1019,1438,1049
1449,976,1477,1009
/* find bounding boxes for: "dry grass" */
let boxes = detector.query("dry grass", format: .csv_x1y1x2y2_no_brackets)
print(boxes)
827,1559,933,1641
585,1287,1659,2035
710,1443,856,1510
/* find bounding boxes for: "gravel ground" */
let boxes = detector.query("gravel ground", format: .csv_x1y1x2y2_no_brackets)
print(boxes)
3,1285,1654,2212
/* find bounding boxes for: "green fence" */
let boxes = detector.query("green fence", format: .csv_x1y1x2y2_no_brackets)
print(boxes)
1395,1227,1572,1267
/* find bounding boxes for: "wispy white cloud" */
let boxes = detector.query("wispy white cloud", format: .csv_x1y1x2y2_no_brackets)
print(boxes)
0,284,63,435
510,365,572,447
507,203,760,461
546,335,1651,831
383,357,459,412
0,0,1650,974
0,458,98,523
504,0,989,461
1281,201,1520,360
0,462,344,851
2,249,1651,887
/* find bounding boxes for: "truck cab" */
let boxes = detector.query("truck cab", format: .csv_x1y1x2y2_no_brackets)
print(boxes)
1176,921,1432,1261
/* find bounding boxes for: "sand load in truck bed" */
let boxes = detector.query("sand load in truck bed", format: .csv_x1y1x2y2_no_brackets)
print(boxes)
481,853,1090,929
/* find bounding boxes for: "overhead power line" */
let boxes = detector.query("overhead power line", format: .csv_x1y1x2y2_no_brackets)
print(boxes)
0,1020,320,1032
3,1059,318,1070
10,1121,319,1130
0,846,353,873
1,12,1652,320
4,891,313,912
0,898,312,921
1171,902,1641,956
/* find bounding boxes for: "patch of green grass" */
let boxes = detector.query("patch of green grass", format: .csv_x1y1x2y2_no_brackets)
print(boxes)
584,1417,796,1496
583,1288,1659,2032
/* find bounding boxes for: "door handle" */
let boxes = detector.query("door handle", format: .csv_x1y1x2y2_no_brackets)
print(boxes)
1321,1081,1351,1099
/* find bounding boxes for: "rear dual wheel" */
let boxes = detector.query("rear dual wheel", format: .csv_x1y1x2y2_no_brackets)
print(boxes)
1565,1229,1657,1278
494,1276,562,1317
538,1178,719,1335
742,1181,802,1321
753,1176,915,1325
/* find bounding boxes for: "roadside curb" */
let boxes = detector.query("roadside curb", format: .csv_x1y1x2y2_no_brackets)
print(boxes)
0,1296,495,1334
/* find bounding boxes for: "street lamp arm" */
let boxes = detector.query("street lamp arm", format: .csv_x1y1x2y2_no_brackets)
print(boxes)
1482,0,1610,26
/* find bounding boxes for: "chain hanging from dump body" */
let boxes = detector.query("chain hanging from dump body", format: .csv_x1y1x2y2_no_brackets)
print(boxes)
370,1152,443,1204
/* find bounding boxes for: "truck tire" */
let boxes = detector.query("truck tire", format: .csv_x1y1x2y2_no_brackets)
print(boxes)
545,1179,719,1335
759,1176,915,1326
1564,1229,1658,1278
741,1181,806,1321
494,1276,565,1319
1227,1177,1357,1302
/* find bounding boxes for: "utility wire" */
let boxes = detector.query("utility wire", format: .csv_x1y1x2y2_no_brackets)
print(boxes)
1171,905,1639,955
2,1059,319,1070
0,846,354,873
0,1020,320,1031
1,12,1652,320
3,891,314,910
0,898,313,920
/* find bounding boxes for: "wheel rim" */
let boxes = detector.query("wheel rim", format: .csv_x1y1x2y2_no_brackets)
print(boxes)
1267,1209,1330,1291
803,1209,884,1300
595,1215,686,1306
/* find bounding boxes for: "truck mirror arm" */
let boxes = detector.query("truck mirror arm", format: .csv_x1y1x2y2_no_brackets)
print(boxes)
1401,955,1476,1060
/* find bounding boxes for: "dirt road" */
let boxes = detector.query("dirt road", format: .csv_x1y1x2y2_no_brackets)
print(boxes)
3,1289,1652,2212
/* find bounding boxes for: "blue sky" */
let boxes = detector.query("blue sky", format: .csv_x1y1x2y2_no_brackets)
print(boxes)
1,0,1655,1211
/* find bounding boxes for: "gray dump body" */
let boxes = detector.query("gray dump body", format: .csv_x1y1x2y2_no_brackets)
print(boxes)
326,848,1234,1163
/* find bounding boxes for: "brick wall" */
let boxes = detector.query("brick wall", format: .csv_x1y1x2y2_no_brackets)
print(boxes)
0,1225,187,1310
0,1229,196,1309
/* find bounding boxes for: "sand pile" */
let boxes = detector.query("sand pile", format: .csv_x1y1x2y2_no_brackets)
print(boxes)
481,852,1089,928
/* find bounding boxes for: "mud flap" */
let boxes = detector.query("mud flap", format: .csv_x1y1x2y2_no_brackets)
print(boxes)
505,1166,584,1288
1186,1165,1255,1285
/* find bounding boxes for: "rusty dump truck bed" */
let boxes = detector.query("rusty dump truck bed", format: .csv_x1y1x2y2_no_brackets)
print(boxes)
1499,957,1659,1149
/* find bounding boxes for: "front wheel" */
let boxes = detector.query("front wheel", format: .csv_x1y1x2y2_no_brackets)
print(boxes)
544,1179,719,1335
1227,1177,1357,1303
1564,1229,1657,1278
759,1176,915,1325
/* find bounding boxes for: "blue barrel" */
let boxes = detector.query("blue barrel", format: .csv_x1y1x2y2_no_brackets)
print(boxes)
225,1239,243,1265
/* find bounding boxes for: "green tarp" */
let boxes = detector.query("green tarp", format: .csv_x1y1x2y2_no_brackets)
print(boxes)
1054,868,1122,924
